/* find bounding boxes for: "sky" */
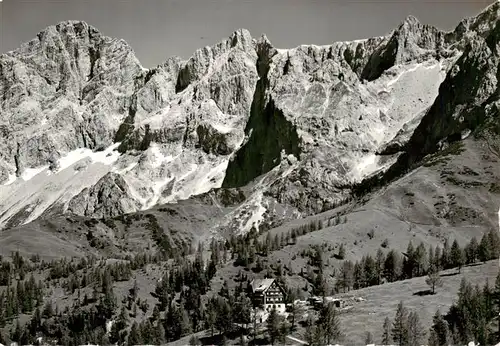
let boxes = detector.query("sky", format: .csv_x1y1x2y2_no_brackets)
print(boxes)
0,0,495,68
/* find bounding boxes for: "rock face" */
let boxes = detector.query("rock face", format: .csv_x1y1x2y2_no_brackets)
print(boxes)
384,1,500,182
1,2,500,232
67,173,141,219
0,21,143,174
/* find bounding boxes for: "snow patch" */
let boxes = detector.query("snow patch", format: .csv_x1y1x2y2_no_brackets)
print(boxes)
21,166,48,181
386,61,439,88
106,320,114,334
352,154,378,181
242,192,267,233
56,143,122,172
2,173,17,186
212,122,235,134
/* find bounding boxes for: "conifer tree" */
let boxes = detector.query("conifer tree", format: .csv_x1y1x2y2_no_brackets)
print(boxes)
338,244,346,260
488,229,500,260
384,250,401,283
414,242,427,276
426,267,443,294
392,301,409,346
450,239,465,273
317,302,342,345
428,245,435,273
441,239,450,270
382,316,391,345
267,307,284,345
465,237,478,264
404,241,416,279
478,234,491,263
493,272,500,336
434,246,441,271
428,310,449,346
407,311,425,346
339,261,354,292
375,249,385,285
110,305,129,344
128,321,142,346
365,331,374,345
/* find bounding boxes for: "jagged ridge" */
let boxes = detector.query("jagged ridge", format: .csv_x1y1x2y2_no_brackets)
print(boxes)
1,3,499,232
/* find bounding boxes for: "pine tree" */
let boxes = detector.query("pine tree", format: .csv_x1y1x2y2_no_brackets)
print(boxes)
488,229,500,259
382,316,391,345
365,331,374,344
215,298,232,336
364,255,378,286
289,300,301,331
478,233,491,263
205,298,217,337
384,250,401,283
493,271,500,336
434,246,442,271
392,301,409,346
128,321,142,346
267,307,282,345
11,319,22,343
154,323,166,345
305,317,319,346
441,239,450,269
42,300,54,319
404,241,416,279
375,249,385,285
465,237,478,264
353,261,366,289
407,311,425,346
426,266,443,294
414,242,427,277
429,310,449,346
428,245,435,273
110,305,129,344
317,302,342,345
450,239,464,273
428,330,439,346
234,295,252,328
339,261,354,292
338,244,346,260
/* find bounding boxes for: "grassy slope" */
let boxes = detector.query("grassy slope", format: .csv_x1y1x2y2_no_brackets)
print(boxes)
0,195,233,260
253,138,500,290
332,260,498,345
207,137,500,343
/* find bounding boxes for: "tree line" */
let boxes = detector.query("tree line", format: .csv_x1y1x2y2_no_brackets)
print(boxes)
335,229,500,293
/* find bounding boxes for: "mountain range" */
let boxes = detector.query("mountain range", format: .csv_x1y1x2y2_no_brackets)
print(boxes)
1,2,500,257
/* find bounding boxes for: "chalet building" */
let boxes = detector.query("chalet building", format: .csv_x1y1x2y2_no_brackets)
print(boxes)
250,278,287,313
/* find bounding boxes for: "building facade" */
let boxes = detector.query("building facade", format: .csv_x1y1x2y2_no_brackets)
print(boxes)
251,278,286,313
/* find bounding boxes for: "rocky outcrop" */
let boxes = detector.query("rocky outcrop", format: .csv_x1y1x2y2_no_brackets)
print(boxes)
67,172,140,218
223,37,301,188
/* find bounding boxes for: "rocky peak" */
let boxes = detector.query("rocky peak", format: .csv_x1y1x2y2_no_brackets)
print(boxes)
229,28,254,50
466,1,500,36
361,14,447,81
175,28,257,93
399,15,421,30
0,19,144,181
